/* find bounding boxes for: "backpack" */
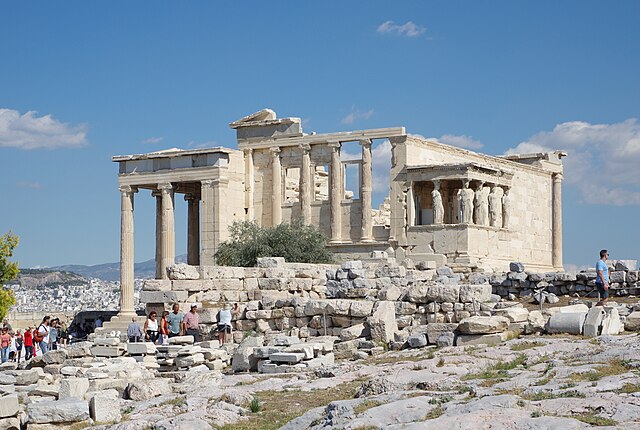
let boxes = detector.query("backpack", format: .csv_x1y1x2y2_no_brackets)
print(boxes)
34,326,46,343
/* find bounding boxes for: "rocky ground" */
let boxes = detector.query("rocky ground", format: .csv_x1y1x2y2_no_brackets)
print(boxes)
8,332,636,430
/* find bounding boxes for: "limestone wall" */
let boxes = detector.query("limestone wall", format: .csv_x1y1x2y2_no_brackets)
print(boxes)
399,137,556,271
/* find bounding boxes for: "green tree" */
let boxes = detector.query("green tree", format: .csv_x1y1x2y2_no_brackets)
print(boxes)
215,220,334,267
0,232,19,320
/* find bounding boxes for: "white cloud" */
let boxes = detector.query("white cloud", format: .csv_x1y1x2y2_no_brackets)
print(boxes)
0,108,88,150
505,119,640,206
16,181,43,189
436,134,483,150
341,108,374,125
141,136,163,144
186,140,218,149
377,20,426,37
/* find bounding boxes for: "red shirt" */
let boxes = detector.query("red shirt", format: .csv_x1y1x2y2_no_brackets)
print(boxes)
24,330,33,347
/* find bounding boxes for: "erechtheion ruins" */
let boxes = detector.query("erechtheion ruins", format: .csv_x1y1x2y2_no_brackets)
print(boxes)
112,108,565,316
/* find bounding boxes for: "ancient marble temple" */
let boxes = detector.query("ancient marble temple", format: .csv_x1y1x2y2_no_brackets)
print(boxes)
112,109,564,313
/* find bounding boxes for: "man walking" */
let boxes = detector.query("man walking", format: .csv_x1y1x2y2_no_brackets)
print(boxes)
127,317,143,342
595,249,610,306
167,304,184,338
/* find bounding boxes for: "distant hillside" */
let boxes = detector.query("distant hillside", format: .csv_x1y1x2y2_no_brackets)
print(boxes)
51,254,187,281
16,269,87,288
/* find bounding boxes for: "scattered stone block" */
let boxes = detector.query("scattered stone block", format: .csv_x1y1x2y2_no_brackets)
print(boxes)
495,307,529,323
436,332,455,347
407,333,427,348
27,397,90,424
126,342,157,355
456,332,509,346
0,394,18,418
167,263,200,280
625,311,640,331
459,284,492,303
126,379,172,401
367,301,398,343
257,257,285,268
90,391,121,423
546,311,587,335
510,262,525,273
424,323,458,344
269,352,306,364
168,335,194,345
457,316,510,334
59,377,89,399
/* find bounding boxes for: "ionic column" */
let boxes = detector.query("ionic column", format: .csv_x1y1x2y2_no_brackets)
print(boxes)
119,185,137,317
152,190,163,279
552,173,563,269
299,143,312,224
185,194,200,266
158,183,175,278
270,147,282,226
243,148,254,221
200,179,215,266
360,139,374,242
329,142,343,243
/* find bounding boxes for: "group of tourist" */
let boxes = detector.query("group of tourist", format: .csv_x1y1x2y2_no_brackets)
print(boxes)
127,302,239,345
0,316,68,363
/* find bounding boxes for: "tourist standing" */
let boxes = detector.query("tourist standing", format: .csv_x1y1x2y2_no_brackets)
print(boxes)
58,323,69,348
49,319,59,351
143,312,159,343
24,327,33,361
95,317,103,330
8,332,17,361
2,319,12,332
167,304,184,338
182,304,200,342
217,303,239,344
127,317,143,342
595,249,610,306
36,316,51,354
159,311,169,345
14,329,23,363
0,327,11,363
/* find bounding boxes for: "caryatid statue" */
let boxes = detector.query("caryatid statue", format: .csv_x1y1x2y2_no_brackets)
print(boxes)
432,181,444,224
473,181,489,226
488,184,502,227
459,179,474,224
502,186,511,228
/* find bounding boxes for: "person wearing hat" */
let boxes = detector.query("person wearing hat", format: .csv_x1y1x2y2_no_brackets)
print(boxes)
182,304,200,342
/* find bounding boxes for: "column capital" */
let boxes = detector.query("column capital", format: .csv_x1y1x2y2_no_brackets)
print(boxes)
359,139,372,148
327,141,341,151
553,172,564,182
243,147,254,155
388,135,407,146
299,143,311,153
157,182,173,191
119,185,138,194
151,189,161,198
184,193,199,202
269,146,281,155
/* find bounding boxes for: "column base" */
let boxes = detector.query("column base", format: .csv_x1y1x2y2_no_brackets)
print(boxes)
328,239,346,245
360,238,375,243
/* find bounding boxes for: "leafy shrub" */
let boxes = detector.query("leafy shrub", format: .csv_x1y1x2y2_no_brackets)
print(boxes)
215,220,334,267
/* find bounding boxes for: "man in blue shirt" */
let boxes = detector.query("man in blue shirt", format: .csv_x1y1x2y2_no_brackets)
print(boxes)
595,249,610,306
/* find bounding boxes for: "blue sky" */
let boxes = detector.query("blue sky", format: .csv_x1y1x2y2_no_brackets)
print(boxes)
1,1,639,269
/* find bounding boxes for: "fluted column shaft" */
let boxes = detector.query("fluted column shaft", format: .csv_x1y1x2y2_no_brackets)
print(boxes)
185,194,200,266
329,142,343,243
360,139,374,242
158,183,175,278
299,144,312,224
200,179,215,266
152,190,163,279
244,148,254,221
271,147,282,226
552,173,563,269
119,185,137,316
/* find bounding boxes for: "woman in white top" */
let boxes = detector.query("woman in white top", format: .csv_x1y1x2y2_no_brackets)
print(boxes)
143,312,159,344
217,303,239,344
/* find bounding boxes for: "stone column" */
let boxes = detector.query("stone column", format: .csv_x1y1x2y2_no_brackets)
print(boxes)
158,182,175,278
432,180,444,224
243,148,254,221
360,139,374,242
299,143,312,224
152,190,163,279
119,185,137,317
501,186,511,229
270,147,282,226
185,194,200,266
200,179,215,266
328,142,343,243
552,173,563,269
